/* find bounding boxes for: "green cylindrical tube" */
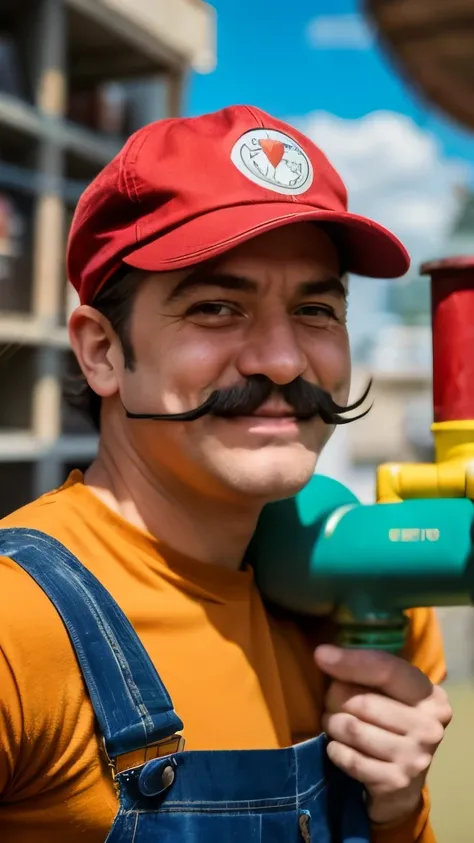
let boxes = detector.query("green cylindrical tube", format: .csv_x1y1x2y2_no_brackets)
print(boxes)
251,475,474,617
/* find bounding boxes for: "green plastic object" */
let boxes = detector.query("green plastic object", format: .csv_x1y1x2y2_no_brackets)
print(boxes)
249,474,474,626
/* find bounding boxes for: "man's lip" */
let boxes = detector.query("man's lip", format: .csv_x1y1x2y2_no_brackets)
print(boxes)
247,405,296,418
249,412,296,419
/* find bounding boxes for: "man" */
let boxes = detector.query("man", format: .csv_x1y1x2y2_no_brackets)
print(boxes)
0,106,450,842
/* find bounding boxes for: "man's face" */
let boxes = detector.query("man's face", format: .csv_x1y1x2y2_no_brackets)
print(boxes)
111,222,350,502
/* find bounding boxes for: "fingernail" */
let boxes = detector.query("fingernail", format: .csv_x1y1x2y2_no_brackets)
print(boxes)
316,645,342,664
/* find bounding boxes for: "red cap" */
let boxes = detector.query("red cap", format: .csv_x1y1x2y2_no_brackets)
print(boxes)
67,105,410,304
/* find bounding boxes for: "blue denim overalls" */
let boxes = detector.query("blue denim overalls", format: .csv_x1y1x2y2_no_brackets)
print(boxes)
0,527,371,842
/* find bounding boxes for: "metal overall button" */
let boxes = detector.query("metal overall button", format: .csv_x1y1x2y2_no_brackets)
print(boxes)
138,756,178,797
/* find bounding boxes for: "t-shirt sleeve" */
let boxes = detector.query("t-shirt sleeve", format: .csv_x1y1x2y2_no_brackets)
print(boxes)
371,789,435,843
0,642,23,798
403,607,447,684
0,554,90,804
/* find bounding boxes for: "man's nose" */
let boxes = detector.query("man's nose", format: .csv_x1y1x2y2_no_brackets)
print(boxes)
235,316,307,385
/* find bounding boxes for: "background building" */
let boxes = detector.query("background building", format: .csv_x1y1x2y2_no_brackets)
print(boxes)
0,0,215,515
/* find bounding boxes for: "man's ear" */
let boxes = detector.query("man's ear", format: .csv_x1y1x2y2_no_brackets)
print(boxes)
68,306,123,399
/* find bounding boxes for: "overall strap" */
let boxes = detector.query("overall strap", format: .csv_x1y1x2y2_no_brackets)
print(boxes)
0,527,183,760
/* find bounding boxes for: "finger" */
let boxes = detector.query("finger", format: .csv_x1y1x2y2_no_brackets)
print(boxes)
429,684,454,727
325,681,451,743
326,741,413,795
315,646,433,705
322,712,407,763
325,682,417,735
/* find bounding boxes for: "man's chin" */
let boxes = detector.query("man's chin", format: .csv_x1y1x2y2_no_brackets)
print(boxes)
216,448,319,502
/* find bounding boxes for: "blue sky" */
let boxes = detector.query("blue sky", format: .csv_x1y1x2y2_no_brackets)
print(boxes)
188,0,474,168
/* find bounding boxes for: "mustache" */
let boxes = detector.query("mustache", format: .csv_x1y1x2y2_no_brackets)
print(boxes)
124,375,372,425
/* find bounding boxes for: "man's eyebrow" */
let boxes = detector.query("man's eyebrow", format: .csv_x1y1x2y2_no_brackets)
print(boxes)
165,271,347,304
165,272,258,303
298,277,347,300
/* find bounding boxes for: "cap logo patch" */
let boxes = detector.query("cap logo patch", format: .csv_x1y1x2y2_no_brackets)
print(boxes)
231,128,313,195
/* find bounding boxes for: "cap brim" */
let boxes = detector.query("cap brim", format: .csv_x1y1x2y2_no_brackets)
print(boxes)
123,202,410,279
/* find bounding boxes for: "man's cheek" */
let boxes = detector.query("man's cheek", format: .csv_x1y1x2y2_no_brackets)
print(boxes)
167,340,233,390
309,334,350,395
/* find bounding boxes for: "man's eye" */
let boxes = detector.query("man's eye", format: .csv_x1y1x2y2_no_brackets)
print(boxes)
294,304,337,321
187,302,237,317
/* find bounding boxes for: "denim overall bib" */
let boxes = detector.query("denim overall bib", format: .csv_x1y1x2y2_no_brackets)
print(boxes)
0,527,371,842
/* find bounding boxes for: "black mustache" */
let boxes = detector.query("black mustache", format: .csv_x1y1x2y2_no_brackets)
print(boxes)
124,376,372,425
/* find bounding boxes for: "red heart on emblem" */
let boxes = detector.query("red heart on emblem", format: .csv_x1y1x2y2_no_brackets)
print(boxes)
258,139,285,168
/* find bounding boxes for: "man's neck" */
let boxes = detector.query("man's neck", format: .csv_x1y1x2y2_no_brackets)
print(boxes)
84,442,262,571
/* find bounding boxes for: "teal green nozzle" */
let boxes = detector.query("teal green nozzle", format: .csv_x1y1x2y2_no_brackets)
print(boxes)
249,475,474,618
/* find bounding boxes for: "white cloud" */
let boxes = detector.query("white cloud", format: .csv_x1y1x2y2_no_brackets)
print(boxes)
294,110,469,267
306,13,375,50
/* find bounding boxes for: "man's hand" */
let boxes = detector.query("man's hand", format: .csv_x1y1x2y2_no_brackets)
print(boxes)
314,645,452,826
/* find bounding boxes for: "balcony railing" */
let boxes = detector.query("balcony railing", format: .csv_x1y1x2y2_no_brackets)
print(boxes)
68,0,216,72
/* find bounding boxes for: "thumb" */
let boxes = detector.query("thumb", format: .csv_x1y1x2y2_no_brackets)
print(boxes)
314,644,432,704
314,644,347,677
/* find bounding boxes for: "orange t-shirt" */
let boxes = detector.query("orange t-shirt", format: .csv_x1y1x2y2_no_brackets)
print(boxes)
0,472,445,842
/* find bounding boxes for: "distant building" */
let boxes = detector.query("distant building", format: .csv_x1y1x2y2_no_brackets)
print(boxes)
446,189,474,257
0,0,215,514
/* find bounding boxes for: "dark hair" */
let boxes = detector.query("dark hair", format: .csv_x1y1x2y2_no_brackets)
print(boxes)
65,224,348,431
64,269,144,431
318,222,348,276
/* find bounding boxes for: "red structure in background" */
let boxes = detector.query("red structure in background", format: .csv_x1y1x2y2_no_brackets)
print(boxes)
423,258,474,422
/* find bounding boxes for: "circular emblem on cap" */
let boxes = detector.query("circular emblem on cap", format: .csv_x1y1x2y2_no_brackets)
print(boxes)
230,128,313,196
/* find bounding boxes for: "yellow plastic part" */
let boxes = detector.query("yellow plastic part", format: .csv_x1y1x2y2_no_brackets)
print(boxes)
376,421,474,503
